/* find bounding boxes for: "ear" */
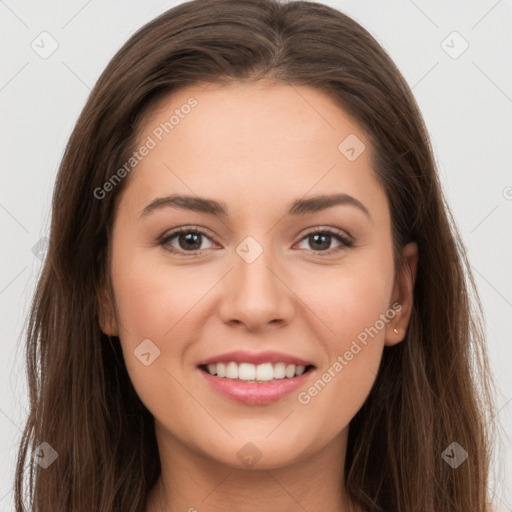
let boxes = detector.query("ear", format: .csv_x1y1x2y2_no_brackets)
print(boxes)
97,280,119,337
384,241,418,346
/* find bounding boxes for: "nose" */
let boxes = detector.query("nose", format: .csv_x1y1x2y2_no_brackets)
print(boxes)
218,242,296,332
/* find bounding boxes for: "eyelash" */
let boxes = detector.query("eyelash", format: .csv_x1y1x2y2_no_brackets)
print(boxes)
158,226,355,256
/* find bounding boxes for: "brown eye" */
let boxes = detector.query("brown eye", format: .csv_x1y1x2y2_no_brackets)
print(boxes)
308,233,332,251
160,228,215,254
296,228,354,255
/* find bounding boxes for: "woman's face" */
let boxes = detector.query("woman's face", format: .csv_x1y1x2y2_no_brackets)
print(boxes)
100,81,417,470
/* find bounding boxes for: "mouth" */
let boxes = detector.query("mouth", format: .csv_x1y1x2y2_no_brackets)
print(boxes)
198,361,316,383
197,353,317,405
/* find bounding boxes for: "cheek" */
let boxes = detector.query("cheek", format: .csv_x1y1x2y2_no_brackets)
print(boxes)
108,246,194,395
295,252,394,417
301,249,394,347
110,249,204,340
110,273,196,431
330,273,393,344
109,243,232,407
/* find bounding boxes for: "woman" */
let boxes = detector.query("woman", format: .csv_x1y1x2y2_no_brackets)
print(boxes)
14,0,496,511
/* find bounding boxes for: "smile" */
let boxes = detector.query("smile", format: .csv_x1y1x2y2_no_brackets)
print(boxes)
196,349,316,404
201,361,313,381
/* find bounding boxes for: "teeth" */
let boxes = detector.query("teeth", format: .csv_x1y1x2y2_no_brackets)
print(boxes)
203,361,308,380
255,363,273,381
285,364,296,378
239,362,256,380
295,365,306,376
217,362,226,378
274,362,286,379
226,361,238,379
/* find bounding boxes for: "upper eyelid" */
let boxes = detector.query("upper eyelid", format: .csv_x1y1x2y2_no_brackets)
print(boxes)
161,226,216,243
161,225,351,240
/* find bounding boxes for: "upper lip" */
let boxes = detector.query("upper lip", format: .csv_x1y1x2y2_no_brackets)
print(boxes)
197,350,314,367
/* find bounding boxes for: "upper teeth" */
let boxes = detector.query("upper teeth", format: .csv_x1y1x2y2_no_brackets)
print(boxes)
205,362,307,381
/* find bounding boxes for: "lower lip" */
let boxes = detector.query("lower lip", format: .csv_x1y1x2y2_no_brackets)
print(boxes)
199,367,315,405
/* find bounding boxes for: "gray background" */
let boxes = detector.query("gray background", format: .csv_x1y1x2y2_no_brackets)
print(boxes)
1,0,511,510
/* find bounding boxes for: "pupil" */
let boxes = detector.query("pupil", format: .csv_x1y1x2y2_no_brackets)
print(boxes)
180,232,201,250
311,233,330,250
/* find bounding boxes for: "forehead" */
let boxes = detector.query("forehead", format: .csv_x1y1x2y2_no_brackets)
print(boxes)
140,80,365,161
118,81,387,222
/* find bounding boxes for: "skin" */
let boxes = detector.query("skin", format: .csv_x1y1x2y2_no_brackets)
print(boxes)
99,81,418,512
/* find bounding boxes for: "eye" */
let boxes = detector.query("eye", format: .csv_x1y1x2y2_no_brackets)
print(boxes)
295,227,354,255
159,227,216,254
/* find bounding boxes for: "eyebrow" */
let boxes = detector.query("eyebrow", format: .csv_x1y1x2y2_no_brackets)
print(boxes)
140,193,371,219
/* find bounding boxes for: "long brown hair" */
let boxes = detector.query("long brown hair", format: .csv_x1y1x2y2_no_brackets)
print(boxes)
15,0,496,510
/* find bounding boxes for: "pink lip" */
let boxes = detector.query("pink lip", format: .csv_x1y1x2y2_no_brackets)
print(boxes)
197,350,313,367
199,366,315,405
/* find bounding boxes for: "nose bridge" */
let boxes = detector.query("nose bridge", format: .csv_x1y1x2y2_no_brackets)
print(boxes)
219,234,294,329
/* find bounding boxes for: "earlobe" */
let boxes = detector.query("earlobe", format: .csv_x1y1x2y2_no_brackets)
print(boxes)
385,241,419,346
98,284,119,337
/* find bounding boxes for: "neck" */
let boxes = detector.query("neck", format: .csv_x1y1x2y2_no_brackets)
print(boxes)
146,425,360,512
